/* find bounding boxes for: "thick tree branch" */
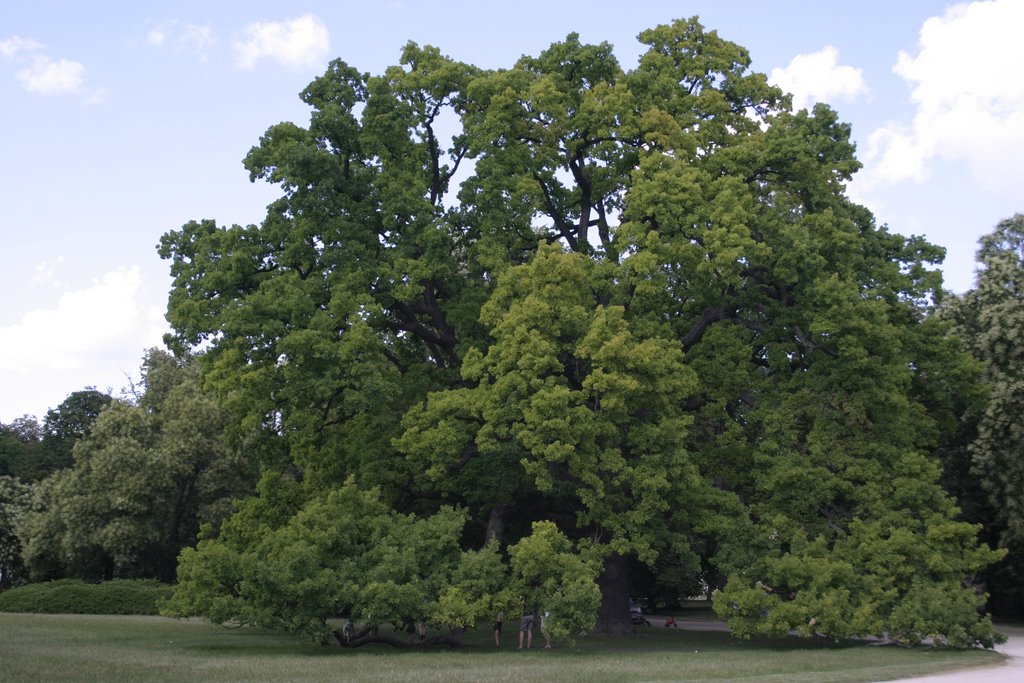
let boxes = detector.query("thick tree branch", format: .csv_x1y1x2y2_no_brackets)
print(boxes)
534,172,578,251
681,303,739,352
446,442,479,475
793,325,838,358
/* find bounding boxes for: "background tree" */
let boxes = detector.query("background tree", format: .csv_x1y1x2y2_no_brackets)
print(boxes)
1,417,47,587
158,18,1001,645
1,392,112,484
943,214,1024,616
0,475,31,589
18,350,254,582
40,389,114,476
0,417,44,482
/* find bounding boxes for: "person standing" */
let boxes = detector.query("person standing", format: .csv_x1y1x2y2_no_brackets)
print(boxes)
518,596,534,649
494,610,504,647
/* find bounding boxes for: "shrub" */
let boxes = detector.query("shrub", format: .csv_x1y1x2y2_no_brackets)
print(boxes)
0,579,173,615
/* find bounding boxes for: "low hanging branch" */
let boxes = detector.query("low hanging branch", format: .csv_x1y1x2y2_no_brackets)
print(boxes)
333,625,465,648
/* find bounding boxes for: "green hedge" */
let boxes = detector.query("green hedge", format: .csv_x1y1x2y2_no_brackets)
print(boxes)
0,579,174,615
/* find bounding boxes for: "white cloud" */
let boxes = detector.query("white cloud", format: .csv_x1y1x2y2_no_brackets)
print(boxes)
84,87,108,105
0,35,43,58
180,24,215,58
860,0,1024,192
147,22,216,59
17,54,85,94
3,36,100,100
0,267,168,420
32,256,65,287
770,46,868,111
234,14,329,70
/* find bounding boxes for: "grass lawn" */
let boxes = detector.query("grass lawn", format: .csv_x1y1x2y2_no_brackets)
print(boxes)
0,612,1005,683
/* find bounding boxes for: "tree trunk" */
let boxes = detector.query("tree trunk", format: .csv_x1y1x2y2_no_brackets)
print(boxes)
483,505,506,548
594,553,634,634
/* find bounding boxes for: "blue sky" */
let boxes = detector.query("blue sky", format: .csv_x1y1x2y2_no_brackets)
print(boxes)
2,1,1022,422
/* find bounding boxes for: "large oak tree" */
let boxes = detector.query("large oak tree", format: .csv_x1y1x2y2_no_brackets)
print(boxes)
159,19,1001,646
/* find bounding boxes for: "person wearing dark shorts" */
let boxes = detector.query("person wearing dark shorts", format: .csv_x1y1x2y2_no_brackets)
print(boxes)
518,596,534,648
494,610,504,647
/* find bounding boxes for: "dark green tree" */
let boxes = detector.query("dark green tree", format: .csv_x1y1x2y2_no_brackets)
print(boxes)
40,389,114,477
3,392,112,484
0,417,43,481
943,215,1024,616
158,19,1001,646
0,475,31,589
18,350,254,582
1,418,44,587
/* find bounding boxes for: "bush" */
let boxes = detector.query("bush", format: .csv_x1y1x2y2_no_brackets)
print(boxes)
0,579,174,615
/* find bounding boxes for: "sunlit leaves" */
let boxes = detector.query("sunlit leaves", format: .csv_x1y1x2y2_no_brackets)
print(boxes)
156,17,999,645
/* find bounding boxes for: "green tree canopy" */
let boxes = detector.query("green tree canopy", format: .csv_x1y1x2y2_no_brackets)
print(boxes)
0,417,43,482
159,18,1001,646
37,389,114,478
0,475,31,589
18,350,254,582
943,214,1024,616
2,390,113,484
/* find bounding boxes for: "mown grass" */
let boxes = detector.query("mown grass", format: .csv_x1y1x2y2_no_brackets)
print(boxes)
0,612,1005,683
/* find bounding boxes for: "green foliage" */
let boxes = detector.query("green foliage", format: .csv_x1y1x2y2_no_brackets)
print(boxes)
41,389,114,475
434,541,510,629
0,578,173,615
960,216,1024,545
156,17,1001,647
0,475,32,589
162,478,496,643
398,244,706,568
714,507,1004,648
942,215,1024,615
17,350,254,582
0,417,45,482
1,392,112,484
508,521,602,643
